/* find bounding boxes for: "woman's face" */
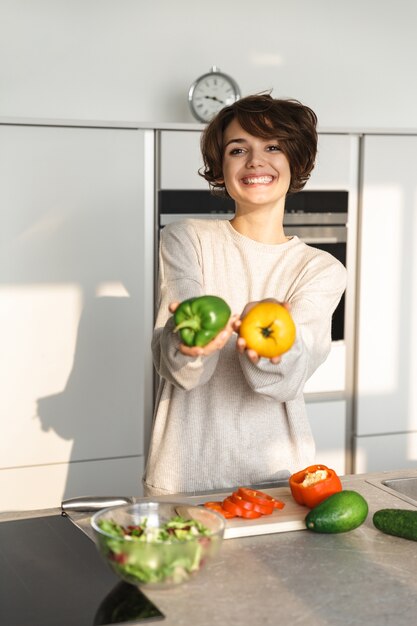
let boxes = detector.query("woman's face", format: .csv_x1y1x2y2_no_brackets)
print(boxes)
221,118,291,211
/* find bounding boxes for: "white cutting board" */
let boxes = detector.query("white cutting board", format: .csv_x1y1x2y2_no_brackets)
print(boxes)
184,486,308,539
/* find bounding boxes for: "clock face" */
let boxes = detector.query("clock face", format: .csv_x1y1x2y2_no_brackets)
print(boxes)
189,72,240,122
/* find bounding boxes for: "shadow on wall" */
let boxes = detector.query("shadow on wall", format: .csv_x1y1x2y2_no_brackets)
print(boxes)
35,293,144,500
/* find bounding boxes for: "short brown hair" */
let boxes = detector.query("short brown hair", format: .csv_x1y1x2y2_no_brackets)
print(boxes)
200,93,318,195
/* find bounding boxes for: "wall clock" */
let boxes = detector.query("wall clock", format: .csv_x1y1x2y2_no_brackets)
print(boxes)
188,66,240,123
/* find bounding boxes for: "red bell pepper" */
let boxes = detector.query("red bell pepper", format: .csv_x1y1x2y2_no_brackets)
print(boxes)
289,464,342,508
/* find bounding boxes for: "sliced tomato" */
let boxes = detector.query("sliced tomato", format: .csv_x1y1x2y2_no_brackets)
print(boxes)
203,501,236,519
222,497,262,519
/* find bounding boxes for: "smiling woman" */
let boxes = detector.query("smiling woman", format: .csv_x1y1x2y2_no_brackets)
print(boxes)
143,93,346,497
201,94,317,195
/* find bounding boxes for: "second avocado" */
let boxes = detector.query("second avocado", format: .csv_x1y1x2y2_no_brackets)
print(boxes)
305,490,368,533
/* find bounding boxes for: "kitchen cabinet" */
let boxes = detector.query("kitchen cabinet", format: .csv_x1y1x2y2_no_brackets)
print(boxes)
0,457,144,511
354,134,417,471
159,130,206,189
0,124,155,510
159,130,355,190
158,129,357,192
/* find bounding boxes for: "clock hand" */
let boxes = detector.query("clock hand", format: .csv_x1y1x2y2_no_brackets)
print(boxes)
204,95,225,104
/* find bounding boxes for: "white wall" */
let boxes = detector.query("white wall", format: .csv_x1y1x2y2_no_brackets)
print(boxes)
1,0,417,129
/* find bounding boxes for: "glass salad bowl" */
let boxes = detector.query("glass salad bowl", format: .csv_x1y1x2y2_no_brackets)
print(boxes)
91,501,225,589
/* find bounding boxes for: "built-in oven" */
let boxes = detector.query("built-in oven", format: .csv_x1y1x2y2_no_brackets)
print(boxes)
157,189,348,341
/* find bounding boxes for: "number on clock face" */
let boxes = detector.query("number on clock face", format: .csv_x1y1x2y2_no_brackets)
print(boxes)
192,76,237,120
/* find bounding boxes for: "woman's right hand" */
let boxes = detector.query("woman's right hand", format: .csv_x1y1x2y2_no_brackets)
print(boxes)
169,302,239,357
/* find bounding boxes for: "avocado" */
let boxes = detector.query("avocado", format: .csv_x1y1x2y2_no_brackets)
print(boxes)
373,508,417,541
305,490,368,533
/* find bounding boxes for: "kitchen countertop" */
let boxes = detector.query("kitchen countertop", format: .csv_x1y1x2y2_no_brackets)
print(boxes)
3,468,417,626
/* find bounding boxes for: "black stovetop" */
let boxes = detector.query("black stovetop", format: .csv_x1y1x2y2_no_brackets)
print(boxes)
0,514,164,626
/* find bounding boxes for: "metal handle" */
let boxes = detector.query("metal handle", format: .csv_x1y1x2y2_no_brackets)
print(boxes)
301,236,342,244
61,495,135,514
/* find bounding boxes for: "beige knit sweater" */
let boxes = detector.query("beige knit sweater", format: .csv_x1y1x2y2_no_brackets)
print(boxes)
143,219,346,495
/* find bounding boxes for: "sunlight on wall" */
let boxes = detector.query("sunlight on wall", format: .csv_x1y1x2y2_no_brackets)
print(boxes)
358,184,403,395
0,283,83,468
95,281,130,297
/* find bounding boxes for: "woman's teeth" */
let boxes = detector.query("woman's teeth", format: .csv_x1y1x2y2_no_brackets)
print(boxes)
242,176,273,185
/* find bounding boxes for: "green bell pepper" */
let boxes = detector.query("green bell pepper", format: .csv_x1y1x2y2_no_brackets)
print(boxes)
173,295,231,347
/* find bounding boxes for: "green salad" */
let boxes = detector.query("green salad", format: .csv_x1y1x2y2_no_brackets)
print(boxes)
97,515,215,585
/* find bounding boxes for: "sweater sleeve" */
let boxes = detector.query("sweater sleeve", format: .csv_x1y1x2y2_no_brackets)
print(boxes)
152,222,221,390
238,254,347,401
